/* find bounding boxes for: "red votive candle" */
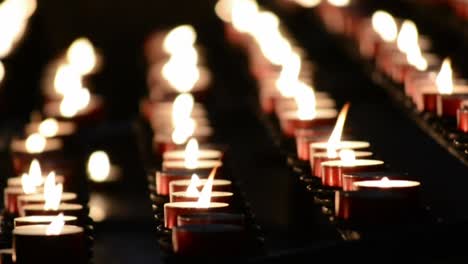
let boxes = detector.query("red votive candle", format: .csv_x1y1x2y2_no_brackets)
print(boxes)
22,203,84,218
4,187,27,215
164,202,229,229
17,193,77,216
172,224,244,256
169,179,232,194
163,149,223,161
154,170,195,196
162,160,223,175
437,91,468,118
10,137,63,175
170,191,233,204
43,95,105,126
294,127,333,161
309,140,370,158
14,215,78,227
153,130,213,154
457,101,468,132
341,171,408,191
279,109,338,137
8,174,65,188
177,213,245,227
311,151,372,179
321,159,385,188
13,225,86,264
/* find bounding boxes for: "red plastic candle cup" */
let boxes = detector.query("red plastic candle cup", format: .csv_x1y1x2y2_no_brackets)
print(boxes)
170,191,233,204
404,70,436,99
457,101,468,132
14,215,78,227
154,170,194,196
8,174,65,188
335,190,413,226
162,160,223,175
169,179,232,195
311,151,372,179
22,203,84,218
342,171,397,191
422,92,439,113
13,225,86,264
10,137,63,175
177,213,245,227
279,109,338,137
172,224,244,256
43,95,105,126
437,92,468,118
294,127,332,161
4,187,26,215
420,79,467,113
321,159,385,188
164,202,229,229
17,193,77,216
388,53,440,84
309,140,370,159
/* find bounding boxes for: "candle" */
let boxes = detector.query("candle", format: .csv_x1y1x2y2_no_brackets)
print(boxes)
163,138,223,161
170,172,233,203
341,171,405,191
140,97,206,123
162,160,222,174
87,150,121,183
172,224,244,256
311,150,372,178
294,126,333,161
10,133,63,174
17,192,77,216
353,177,421,198
154,170,196,196
14,215,77,227
169,179,232,194
24,118,77,139
177,213,245,227
321,150,384,188
22,203,84,218
43,94,104,125
13,215,86,264
7,160,65,187
458,101,468,133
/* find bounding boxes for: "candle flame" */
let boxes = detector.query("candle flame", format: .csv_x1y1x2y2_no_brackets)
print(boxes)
196,166,219,208
294,82,317,120
436,58,453,94
276,51,301,98
45,213,64,235
59,87,91,117
371,10,398,42
39,118,59,138
185,174,201,197
163,25,197,55
44,172,62,211
21,173,36,194
184,138,200,169
215,0,234,22
327,0,350,7
354,177,421,188
327,103,350,158
25,133,46,153
66,37,97,76
87,151,111,182
339,149,356,165
397,20,418,54
0,60,5,84
294,0,321,8
171,117,196,145
53,64,83,96
29,159,43,187
231,0,259,33
161,49,200,93
172,93,194,126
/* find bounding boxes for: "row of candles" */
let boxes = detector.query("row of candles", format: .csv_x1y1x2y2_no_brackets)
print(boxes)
143,25,250,256
216,0,424,227
308,1,468,134
0,36,118,263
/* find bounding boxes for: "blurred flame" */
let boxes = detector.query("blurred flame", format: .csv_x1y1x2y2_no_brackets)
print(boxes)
371,10,398,42
21,173,36,194
0,60,5,83
276,51,301,98
87,151,111,182
184,138,200,169
163,25,197,55
161,49,200,93
172,93,194,126
44,172,62,211
25,133,46,153
339,149,356,166
327,103,350,158
397,20,418,54
66,37,97,75
29,159,43,187
46,213,64,235
327,0,350,7
295,0,321,8
59,87,91,117
231,0,259,33
196,166,219,208
436,58,453,94
215,0,234,22
294,82,317,120
171,118,196,145
39,118,59,138
53,64,83,96
185,174,201,197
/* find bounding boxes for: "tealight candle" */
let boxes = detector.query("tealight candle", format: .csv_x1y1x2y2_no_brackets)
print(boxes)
169,179,232,194
164,202,229,229
17,193,77,215
22,203,84,218
170,191,233,204
309,140,370,158
153,129,213,154
43,94,104,126
8,174,65,187
14,215,77,227
279,109,338,137
140,98,206,123
311,151,373,178
4,187,30,215
353,177,421,197
458,101,468,132
341,171,406,191
24,118,77,139
162,160,223,175
274,96,336,117
154,170,205,196
13,225,86,264
177,213,245,227
321,159,385,188
294,127,333,161
163,146,223,162
172,224,244,256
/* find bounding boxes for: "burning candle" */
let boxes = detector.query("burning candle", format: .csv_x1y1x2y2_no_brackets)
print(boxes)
341,171,404,191
87,150,121,183
353,177,421,197
169,178,232,194
177,213,245,227
164,170,229,228
170,172,233,204
294,126,333,161
13,214,86,264
4,165,45,214
163,138,223,161
14,215,77,227
7,159,64,187
321,150,384,188
10,133,63,174
43,92,104,125
25,118,77,139
311,150,372,178
458,101,468,133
